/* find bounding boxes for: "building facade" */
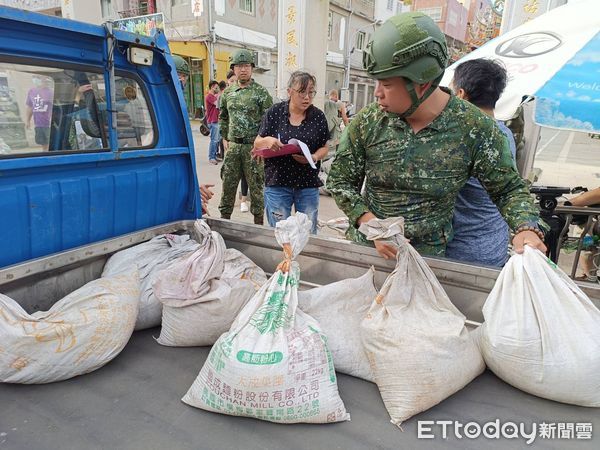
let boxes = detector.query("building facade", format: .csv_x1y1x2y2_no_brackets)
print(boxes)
105,0,279,118
327,0,379,114
411,0,469,62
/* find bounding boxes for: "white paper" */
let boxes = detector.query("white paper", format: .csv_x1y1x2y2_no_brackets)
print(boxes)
288,138,317,169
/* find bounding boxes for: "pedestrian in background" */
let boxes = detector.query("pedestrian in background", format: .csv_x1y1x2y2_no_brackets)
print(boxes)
218,49,272,225
254,71,329,234
205,80,220,165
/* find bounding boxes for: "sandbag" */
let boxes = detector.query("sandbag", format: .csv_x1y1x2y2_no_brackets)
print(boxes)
182,213,350,424
152,221,225,304
101,233,199,330
0,271,139,384
222,248,268,288
479,245,600,407
155,226,267,347
298,268,376,381
359,218,484,426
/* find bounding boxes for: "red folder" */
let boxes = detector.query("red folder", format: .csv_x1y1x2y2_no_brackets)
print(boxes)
253,143,301,158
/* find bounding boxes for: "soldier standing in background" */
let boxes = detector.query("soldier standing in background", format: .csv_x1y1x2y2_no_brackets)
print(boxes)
218,49,273,225
327,12,546,259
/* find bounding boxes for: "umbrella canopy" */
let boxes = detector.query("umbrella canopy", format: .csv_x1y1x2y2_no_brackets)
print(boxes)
442,0,600,132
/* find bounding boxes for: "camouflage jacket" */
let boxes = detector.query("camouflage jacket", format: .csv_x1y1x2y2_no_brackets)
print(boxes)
219,79,273,142
326,94,540,256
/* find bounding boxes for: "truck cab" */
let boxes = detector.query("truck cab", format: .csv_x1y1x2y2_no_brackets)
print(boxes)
0,6,200,269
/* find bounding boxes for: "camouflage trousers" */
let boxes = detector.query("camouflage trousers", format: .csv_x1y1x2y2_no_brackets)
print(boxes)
218,142,264,218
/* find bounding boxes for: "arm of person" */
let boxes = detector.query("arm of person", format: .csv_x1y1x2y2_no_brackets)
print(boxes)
339,102,349,125
218,91,229,146
200,183,214,215
326,111,376,225
292,112,330,164
25,105,33,128
472,120,546,254
206,93,216,108
569,187,600,207
253,105,281,160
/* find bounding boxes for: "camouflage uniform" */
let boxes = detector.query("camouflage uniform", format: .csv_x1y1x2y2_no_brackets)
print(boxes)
218,79,273,220
327,94,540,256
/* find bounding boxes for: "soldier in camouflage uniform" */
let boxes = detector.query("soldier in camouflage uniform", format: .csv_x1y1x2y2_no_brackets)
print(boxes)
327,12,546,259
218,49,273,224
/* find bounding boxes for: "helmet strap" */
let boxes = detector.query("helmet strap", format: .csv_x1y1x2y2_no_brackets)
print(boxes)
399,79,438,119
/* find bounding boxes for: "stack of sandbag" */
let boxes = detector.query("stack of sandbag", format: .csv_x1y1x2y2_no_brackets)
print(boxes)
298,268,377,381
155,221,266,347
182,213,350,424
477,245,600,406
0,271,139,384
359,218,485,426
101,234,199,330
222,248,268,288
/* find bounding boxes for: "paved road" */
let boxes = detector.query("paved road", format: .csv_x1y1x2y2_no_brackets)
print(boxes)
535,129,600,190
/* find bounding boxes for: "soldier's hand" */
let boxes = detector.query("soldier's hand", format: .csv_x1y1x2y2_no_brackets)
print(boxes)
512,230,547,254
292,154,309,164
251,147,265,163
222,139,229,151
374,240,398,260
200,183,215,204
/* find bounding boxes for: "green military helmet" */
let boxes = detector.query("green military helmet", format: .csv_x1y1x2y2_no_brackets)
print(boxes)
172,54,189,75
363,12,449,85
229,49,255,69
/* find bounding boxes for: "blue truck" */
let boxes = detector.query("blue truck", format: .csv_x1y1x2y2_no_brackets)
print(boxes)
0,6,599,449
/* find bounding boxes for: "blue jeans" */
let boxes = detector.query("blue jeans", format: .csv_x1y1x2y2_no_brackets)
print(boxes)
208,123,220,161
264,186,319,234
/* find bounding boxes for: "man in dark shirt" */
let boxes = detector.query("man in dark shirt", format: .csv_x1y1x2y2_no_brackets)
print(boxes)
205,80,220,165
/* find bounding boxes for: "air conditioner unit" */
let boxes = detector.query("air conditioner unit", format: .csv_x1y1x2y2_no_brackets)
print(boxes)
254,51,271,71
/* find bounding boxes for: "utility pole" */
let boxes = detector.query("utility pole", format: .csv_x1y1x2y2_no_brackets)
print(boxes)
341,1,354,102
207,0,216,79
342,20,380,102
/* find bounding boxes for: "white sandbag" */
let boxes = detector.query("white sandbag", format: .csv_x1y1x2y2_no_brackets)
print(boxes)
183,213,350,424
0,271,139,384
222,248,267,288
152,221,225,303
102,234,199,330
157,277,262,347
479,246,600,407
298,268,376,381
155,224,267,347
359,218,484,426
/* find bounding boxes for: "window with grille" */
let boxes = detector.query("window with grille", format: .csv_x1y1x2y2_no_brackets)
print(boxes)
328,12,333,40
418,7,442,22
387,0,394,11
239,0,255,15
355,31,366,51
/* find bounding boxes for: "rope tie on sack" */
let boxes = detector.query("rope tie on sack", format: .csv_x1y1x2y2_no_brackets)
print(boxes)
276,243,293,273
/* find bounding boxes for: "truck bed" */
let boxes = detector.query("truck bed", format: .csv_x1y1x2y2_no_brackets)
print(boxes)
1,326,598,450
1,220,599,449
